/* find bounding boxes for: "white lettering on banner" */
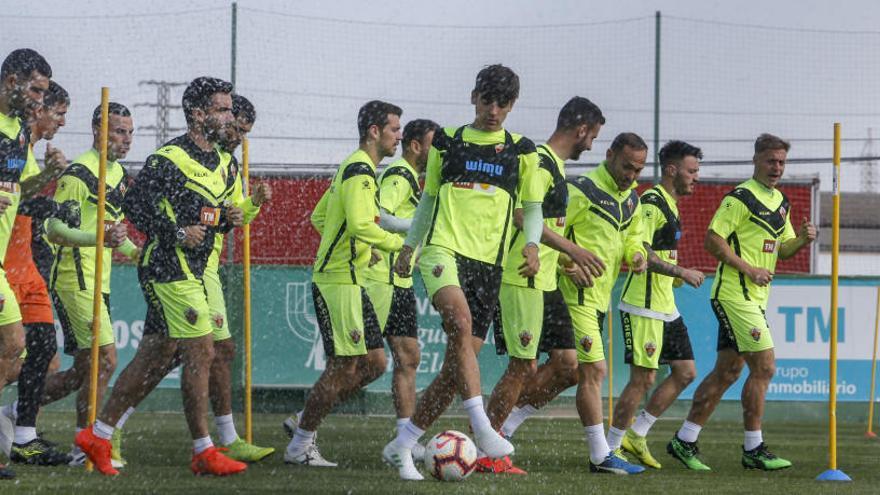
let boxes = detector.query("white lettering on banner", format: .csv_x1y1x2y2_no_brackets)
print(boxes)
766,285,878,360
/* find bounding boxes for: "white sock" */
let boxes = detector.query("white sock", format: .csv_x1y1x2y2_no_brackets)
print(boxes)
193,436,213,454
500,404,537,439
288,427,316,455
3,400,18,421
631,409,658,437
677,420,702,443
13,426,37,445
94,420,115,440
116,407,136,429
585,424,610,465
744,430,763,451
396,417,409,432
296,410,303,423
392,419,424,450
215,414,238,446
606,426,626,451
462,396,492,434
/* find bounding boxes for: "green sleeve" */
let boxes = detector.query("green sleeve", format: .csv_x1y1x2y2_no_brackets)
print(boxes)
378,173,412,215
517,150,544,203
53,174,88,207
20,146,40,182
708,196,749,239
340,173,402,252
116,238,138,260
780,213,797,244
228,172,261,224
423,147,442,196
624,203,648,263
640,202,665,246
310,189,329,235
46,217,96,247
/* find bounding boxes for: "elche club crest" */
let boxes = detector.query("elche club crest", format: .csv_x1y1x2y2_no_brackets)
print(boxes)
644,341,657,357
750,327,762,341
350,329,362,344
519,331,533,348
432,264,444,278
778,205,787,218
184,307,199,325
494,143,505,153
580,335,593,352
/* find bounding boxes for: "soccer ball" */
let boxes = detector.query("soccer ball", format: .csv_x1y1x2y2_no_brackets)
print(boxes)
423,430,478,481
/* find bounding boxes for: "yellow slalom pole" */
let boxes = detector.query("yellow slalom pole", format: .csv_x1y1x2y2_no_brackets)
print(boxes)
817,122,850,481
607,307,613,425
866,287,880,439
85,89,110,472
242,137,253,444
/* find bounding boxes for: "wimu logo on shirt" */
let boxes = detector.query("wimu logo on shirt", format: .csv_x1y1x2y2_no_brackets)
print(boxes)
5,158,26,171
465,159,504,177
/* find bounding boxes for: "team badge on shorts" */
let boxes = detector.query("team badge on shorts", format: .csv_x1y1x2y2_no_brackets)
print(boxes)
0,294,4,312
350,329,362,344
184,307,199,325
519,331,533,348
644,341,657,357
750,327,762,341
212,313,224,329
580,335,593,352
432,264,444,278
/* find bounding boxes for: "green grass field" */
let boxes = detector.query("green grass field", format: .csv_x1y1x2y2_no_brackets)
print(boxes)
3,411,879,493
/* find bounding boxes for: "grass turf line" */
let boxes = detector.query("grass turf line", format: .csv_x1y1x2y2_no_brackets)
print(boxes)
3,411,879,494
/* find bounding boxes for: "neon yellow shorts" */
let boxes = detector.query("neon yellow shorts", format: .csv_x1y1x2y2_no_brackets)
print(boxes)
712,299,774,353
0,267,22,327
311,282,383,357
203,267,231,341
143,278,212,340
361,278,394,332
498,283,543,359
620,312,663,369
569,304,606,363
54,289,113,352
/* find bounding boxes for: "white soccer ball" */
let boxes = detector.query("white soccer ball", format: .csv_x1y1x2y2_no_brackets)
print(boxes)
423,430,478,481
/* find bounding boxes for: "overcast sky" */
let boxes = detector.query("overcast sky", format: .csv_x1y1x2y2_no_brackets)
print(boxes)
4,0,879,191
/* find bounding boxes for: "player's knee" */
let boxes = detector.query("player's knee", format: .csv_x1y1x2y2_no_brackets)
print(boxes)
0,329,26,359
674,365,697,387
509,358,537,380
99,349,118,374
634,368,657,389
213,339,235,363
393,349,420,373
365,352,387,381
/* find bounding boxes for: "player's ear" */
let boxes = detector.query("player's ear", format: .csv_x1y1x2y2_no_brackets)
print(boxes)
470,90,478,105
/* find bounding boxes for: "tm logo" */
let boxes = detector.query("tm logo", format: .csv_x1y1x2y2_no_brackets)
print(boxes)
778,306,845,343
465,159,504,177
286,282,326,371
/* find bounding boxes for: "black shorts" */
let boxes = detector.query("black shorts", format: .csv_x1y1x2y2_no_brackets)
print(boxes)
447,254,503,341
312,283,383,358
385,286,418,339
493,288,575,355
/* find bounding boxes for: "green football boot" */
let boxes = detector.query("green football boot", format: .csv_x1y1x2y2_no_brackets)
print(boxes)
741,443,792,471
666,435,711,471
111,429,126,468
224,436,275,462
622,429,661,469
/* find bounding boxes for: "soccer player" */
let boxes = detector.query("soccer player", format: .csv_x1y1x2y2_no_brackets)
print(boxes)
284,100,404,467
37,103,137,466
561,133,649,474
482,96,607,474
201,94,273,461
77,94,273,466
606,140,705,469
667,134,815,471
360,118,438,452
383,64,545,481
0,48,52,481
4,81,72,466
76,77,247,477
